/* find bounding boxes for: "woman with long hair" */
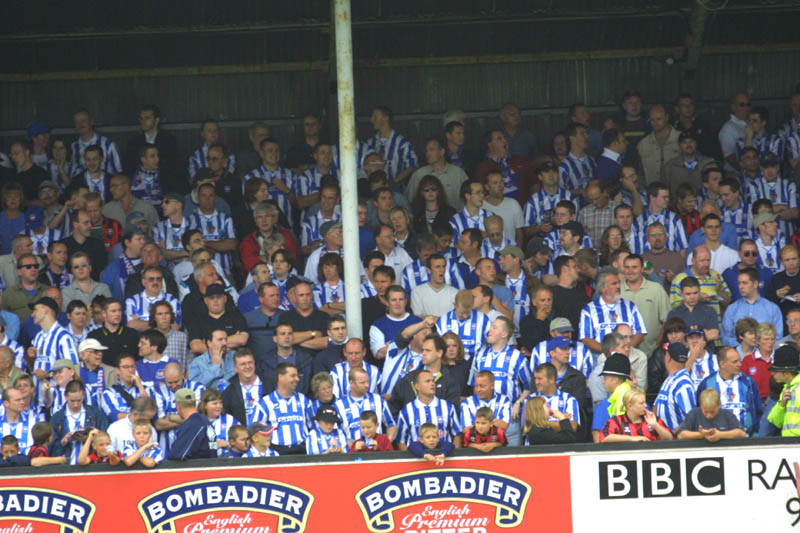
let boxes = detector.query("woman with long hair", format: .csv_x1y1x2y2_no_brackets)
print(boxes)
199,388,238,456
411,174,456,234
599,224,629,266
523,396,577,445
647,316,688,405
600,389,673,442
441,332,472,399
314,253,346,315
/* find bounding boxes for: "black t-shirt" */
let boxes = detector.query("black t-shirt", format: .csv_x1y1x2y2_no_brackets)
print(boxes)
519,314,551,353
89,325,141,366
14,165,49,202
61,235,108,281
278,309,329,334
187,309,248,343
551,284,591,333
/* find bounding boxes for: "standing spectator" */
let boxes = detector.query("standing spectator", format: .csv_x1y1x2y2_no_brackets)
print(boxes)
186,183,237,277
405,137,468,210
278,280,330,353
168,388,216,460
529,363,580,433
126,105,178,190
637,105,680,184
483,172,525,244
51,380,109,464
71,109,121,174
578,181,615,245
78,145,112,201
559,122,596,197
365,106,418,190
100,225,145,301
742,322,778,401
519,286,554,352
654,343,697,431
746,154,797,240
285,114,322,172
669,246,730,319
664,129,716,194
257,324,312,396
666,277,720,340
244,282,284,358
435,290,490,360
474,130,534,202
499,103,536,160
88,299,139,367
595,128,628,181
737,106,784,159
62,210,108,280
620,254,670,356
719,92,750,173
722,239,773,301
222,348,262,426
185,284,248,355
696,347,762,435
395,370,461,450
242,139,295,227
0,387,36,454
101,174,158,230
9,140,49,203
722,268,783,346
633,182,688,252
766,245,800,318
188,119,235,180
443,120,479,178
334,367,396,443
255,362,311,455
150,300,191,373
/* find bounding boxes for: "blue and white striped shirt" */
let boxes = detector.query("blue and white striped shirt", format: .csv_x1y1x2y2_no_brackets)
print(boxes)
101,383,142,421
239,378,264,426
125,290,181,324
62,407,87,464
330,361,381,399
209,413,237,456
186,210,236,274
188,144,236,179
81,171,111,201
755,235,786,274
528,389,581,425
396,397,461,446
735,134,784,159
332,140,373,171
633,209,687,252
449,208,493,241
787,132,800,161
504,273,530,329
131,167,163,208
379,342,423,396
256,391,312,446
721,201,752,240
530,339,594,379
300,208,341,247
151,380,206,453
313,281,345,309
688,352,720,388
746,177,797,237
25,228,62,256
365,131,418,180
559,153,597,191
459,393,512,428
480,237,515,261
780,119,800,141
243,446,279,458
523,188,575,227
153,217,191,256
655,369,696,430
43,383,94,416
121,443,165,464
578,298,647,348
71,134,122,175
32,322,79,372
0,412,34,454
435,309,490,360
333,393,396,441
543,228,593,254
306,427,349,455
469,344,531,404
624,229,648,255
360,280,378,299
242,165,296,227
295,167,337,221
401,259,430,294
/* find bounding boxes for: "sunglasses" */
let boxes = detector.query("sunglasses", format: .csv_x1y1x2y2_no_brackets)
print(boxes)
742,251,758,257
18,264,37,269
422,188,436,193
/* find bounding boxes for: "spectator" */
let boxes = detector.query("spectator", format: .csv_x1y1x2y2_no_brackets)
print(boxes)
767,245,800,317
677,389,747,441
529,362,580,434
595,128,627,181
0,387,36,454
51,380,109,463
654,342,696,431
255,362,311,455
664,129,716,194
696,346,762,435
88,299,140,367
519,286,554,352
722,268,783,346
723,239,773,301
102,173,158,229
669,246,730,320
601,389,673,442
186,284,248,355
435,289,490,360
637,105,680,184
406,137,468,210
168,388,216,460
365,106,417,189
61,252,111,310
3,253,49,323
395,369,461,450
189,329,236,390
666,276,720,341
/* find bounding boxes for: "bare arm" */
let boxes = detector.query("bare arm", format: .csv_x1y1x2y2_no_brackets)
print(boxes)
226,332,249,349
205,238,238,253
631,333,645,347
581,338,603,354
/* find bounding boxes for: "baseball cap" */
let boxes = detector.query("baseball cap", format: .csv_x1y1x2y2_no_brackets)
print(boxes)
51,359,76,372
205,283,226,297
769,345,800,373
78,338,108,353
499,245,524,261
320,221,343,238
174,388,196,403
164,192,185,204
549,317,574,333
600,353,631,378
760,153,780,167
123,223,146,236
526,237,552,257
315,405,342,424
25,206,45,231
248,421,276,437
125,211,147,225
678,129,699,143
28,297,59,315
38,180,59,192
537,161,558,175
667,342,689,362
753,211,778,228
686,324,705,337
26,122,50,140
546,336,570,352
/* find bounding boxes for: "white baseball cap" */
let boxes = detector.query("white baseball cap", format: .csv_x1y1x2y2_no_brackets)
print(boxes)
78,338,108,352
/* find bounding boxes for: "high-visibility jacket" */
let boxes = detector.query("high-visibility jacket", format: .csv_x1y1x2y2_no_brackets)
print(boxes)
767,373,800,436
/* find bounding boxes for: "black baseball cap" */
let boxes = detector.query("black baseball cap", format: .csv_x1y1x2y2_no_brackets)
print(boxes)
204,283,226,297
315,406,342,424
29,297,59,315
667,342,689,363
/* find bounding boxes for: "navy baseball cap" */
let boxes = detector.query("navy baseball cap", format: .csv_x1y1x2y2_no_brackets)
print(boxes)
686,324,705,337
546,336,570,351
667,342,689,362
25,206,45,230
26,122,49,140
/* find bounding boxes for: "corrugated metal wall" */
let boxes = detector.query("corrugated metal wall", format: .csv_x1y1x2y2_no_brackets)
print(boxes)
1,50,796,165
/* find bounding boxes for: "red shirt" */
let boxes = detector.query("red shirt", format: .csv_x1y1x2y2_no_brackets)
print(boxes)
87,451,121,464
240,229,299,272
27,445,49,459
349,434,394,453
674,209,701,236
601,414,668,441
462,426,507,447
741,351,772,399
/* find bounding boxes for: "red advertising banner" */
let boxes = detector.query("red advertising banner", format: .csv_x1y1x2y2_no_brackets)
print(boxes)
0,454,572,533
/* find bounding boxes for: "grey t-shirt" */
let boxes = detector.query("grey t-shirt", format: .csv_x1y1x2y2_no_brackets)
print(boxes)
677,406,742,433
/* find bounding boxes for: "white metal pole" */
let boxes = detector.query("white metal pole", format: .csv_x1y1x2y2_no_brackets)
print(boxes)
333,0,363,338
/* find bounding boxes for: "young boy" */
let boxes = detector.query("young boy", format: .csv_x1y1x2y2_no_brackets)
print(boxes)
350,411,394,452
409,423,454,466
28,421,67,466
122,419,165,468
244,422,279,458
462,406,507,452
225,425,250,458
0,435,31,467
77,428,121,465
306,406,348,455
673,182,701,236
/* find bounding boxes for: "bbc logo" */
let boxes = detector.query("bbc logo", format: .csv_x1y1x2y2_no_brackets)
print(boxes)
598,458,725,499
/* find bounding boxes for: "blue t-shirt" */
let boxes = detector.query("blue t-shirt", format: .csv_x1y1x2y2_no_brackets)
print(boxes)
592,399,611,432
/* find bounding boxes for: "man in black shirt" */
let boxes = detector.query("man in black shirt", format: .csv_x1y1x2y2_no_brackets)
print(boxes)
88,298,140,366
61,208,108,280
278,280,329,353
125,105,181,192
519,286,554,353
8,140,48,203
187,284,248,355
311,315,348,376
182,262,238,326
550,256,591,332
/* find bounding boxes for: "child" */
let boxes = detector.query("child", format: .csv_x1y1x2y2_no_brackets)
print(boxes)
225,425,250,458
244,422,279,458
0,435,30,467
122,419,165,468
306,406,348,455
409,423,454,466
28,421,67,466
77,428,121,465
462,406,507,452
350,411,394,453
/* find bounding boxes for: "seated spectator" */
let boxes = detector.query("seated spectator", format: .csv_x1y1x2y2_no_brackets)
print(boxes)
244,421,279,458
279,280,332,353
696,346,762,435
121,418,164,467
313,253,346,316
189,329,236,391
0,184,26,256
61,252,111,311
245,282,284,359
199,388,237,457
462,406,507,452
102,173,158,229
240,202,299,272
524,396,577,445
27,421,67,466
100,224,146,301
125,266,181,332
136,330,176,390
0,387,36,454
224,425,250,458
107,395,157,452
101,353,148,421
221,348,263,426
677,389,747,441
306,405,348,455
601,389,673,442
350,410,395,453
130,144,163,211
722,268,783,346
123,242,180,299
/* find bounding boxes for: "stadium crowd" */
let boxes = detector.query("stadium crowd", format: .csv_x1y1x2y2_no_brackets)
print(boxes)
1,88,800,466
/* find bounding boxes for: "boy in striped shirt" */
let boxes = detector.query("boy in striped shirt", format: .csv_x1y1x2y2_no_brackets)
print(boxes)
186,183,237,276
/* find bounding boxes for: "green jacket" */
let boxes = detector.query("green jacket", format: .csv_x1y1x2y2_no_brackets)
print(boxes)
768,373,800,436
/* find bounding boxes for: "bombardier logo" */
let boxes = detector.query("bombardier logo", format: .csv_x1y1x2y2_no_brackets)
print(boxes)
599,458,725,499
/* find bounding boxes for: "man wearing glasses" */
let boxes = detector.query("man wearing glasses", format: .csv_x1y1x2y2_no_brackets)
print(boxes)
61,251,111,310
124,266,181,332
2,253,49,322
719,92,750,174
